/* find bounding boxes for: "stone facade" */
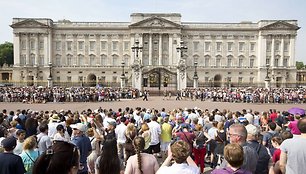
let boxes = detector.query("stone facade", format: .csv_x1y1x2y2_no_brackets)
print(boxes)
10,13,300,89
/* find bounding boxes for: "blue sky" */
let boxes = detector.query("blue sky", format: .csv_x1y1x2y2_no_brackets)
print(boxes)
1,0,305,62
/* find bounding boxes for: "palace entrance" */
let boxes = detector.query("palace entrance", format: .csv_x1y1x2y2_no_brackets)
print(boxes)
142,67,177,95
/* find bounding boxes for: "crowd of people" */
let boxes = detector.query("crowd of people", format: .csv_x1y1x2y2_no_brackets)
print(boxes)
0,105,305,174
0,87,141,103
0,86,306,104
171,87,306,104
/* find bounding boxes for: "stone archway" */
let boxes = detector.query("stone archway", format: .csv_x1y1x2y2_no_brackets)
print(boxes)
87,74,97,87
214,74,222,87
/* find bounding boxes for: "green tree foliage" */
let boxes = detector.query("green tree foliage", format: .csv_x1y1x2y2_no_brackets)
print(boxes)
296,61,305,70
0,42,13,66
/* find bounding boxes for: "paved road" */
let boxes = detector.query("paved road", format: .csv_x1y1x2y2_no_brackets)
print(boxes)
0,97,304,113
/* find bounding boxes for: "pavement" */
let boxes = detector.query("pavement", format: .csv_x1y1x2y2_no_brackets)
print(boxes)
0,96,304,113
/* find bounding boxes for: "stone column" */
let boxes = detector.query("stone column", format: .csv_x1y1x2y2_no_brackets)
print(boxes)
84,34,89,65
279,36,284,67
13,32,20,66
149,34,152,65
289,35,296,66
271,37,275,67
61,34,66,65
169,34,173,65
35,34,39,66
96,34,101,65
159,34,162,65
26,33,30,65
44,34,49,66
73,34,78,66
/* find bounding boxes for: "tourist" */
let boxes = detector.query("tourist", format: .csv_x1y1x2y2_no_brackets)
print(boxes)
95,138,121,174
0,136,26,174
157,140,199,174
211,143,251,174
71,123,92,174
20,136,40,174
33,140,79,174
125,136,159,174
280,117,306,174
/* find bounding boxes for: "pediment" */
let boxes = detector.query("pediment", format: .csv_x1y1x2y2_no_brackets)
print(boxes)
129,17,181,29
11,19,50,28
260,21,300,30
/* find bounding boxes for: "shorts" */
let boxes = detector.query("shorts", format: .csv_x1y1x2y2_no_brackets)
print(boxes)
161,142,170,151
148,142,161,154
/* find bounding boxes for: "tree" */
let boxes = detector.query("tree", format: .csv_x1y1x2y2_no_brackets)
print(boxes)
0,42,13,66
296,61,305,70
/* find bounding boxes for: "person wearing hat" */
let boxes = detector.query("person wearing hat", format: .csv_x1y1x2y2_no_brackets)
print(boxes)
71,123,92,174
105,121,116,140
0,136,26,174
245,124,270,174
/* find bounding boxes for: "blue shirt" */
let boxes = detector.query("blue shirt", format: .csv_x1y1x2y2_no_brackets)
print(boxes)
72,134,92,172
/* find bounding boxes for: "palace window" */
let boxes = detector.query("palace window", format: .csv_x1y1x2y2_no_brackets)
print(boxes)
78,55,84,66
55,55,61,66
39,40,44,50
66,41,72,51
193,42,199,52
266,56,271,65
239,42,245,52
21,40,26,50
101,41,107,50
284,41,290,52
216,42,222,52
101,55,107,66
39,55,44,65
283,57,289,67
266,41,272,52
250,42,255,52
90,41,95,51
216,56,221,67
30,40,35,50
56,41,61,51
124,41,129,51
227,56,232,67
67,55,72,66
112,41,118,51
238,57,243,67
205,42,211,51
20,55,26,65
227,42,233,52
250,58,254,68
78,41,84,51
30,54,35,65
275,41,280,51
204,56,210,67
89,55,96,66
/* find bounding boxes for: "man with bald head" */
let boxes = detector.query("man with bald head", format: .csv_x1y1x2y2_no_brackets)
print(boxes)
221,123,258,173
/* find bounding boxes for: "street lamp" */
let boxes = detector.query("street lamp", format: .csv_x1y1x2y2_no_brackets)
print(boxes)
193,61,198,88
131,40,143,60
176,41,188,58
265,64,271,89
121,60,125,77
194,61,198,79
47,62,53,87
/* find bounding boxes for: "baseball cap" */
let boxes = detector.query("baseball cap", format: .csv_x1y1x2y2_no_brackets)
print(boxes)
245,124,259,136
108,121,117,127
1,136,17,149
70,123,87,132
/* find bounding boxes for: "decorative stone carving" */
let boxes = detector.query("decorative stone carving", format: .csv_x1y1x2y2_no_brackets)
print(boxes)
150,19,164,27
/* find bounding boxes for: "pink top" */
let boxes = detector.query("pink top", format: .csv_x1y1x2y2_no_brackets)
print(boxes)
288,120,301,135
124,153,159,174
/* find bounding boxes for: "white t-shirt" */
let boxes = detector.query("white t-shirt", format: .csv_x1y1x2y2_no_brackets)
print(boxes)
148,121,161,145
157,163,200,174
115,123,127,144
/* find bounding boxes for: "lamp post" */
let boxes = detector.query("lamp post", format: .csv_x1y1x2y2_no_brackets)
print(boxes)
265,64,271,89
131,40,143,61
176,41,188,90
47,62,53,87
131,40,143,90
176,41,188,59
193,61,198,88
120,60,125,88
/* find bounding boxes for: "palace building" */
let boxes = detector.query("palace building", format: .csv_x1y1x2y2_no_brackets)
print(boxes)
10,13,300,90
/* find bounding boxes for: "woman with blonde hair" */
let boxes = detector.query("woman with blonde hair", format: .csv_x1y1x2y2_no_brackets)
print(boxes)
140,123,151,153
20,136,40,174
125,123,137,161
125,136,159,174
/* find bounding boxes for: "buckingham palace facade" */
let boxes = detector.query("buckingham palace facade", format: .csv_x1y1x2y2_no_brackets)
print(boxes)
11,13,300,90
